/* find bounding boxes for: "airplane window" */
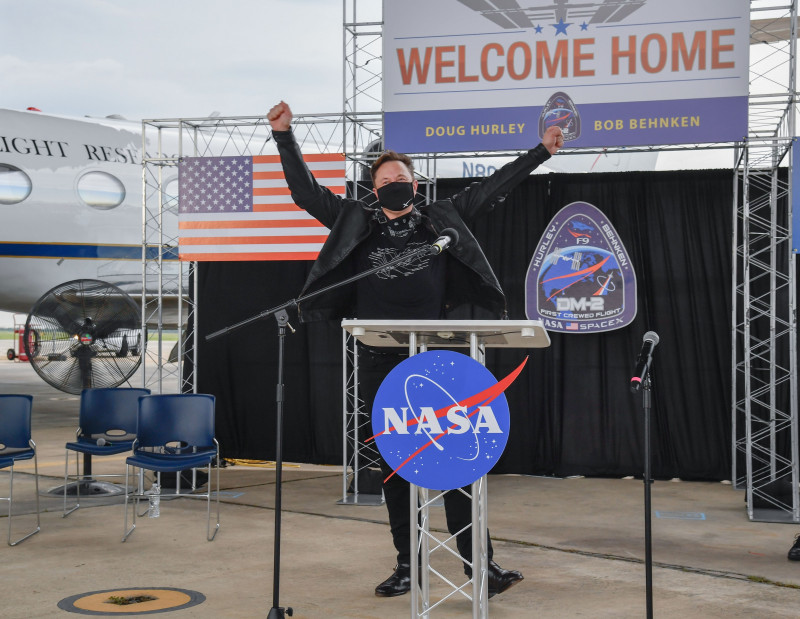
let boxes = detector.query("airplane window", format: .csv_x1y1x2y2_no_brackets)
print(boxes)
0,164,32,204
77,170,126,210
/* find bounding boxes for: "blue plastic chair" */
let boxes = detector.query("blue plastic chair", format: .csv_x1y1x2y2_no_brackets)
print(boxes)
0,394,41,546
63,388,151,517
123,394,220,542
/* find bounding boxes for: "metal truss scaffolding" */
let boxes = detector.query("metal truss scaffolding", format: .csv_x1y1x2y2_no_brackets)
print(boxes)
732,1,799,523
140,123,191,395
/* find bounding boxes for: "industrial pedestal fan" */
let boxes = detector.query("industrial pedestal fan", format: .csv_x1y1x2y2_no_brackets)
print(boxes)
24,279,144,395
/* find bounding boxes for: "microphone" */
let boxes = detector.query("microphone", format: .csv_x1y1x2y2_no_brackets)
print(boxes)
630,331,659,393
430,228,459,255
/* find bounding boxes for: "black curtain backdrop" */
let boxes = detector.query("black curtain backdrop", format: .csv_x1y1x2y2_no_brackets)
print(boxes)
197,168,734,481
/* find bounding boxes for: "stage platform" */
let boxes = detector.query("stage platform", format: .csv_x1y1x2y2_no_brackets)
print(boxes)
2,358,800,618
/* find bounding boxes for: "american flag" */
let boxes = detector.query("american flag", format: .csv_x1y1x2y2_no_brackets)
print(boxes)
177,154,344,261
566,322,579,331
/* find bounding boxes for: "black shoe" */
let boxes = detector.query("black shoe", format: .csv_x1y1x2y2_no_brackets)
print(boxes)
466,560,524,598
788,535,800,561
375,563,411,597
487,560,523,598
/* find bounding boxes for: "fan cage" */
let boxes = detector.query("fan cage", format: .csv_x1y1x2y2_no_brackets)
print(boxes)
24,279,145,395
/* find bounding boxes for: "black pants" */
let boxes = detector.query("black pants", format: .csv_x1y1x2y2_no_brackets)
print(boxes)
358,344,494,568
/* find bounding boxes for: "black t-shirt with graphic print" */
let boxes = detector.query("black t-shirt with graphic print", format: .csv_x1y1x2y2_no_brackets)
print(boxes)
355,211,446,320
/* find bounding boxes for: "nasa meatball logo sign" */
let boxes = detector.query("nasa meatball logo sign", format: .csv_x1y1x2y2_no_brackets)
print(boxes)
525,201,636,334
371,351,525,490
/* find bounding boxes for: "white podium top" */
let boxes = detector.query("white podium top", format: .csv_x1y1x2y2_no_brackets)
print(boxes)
341,319,551,349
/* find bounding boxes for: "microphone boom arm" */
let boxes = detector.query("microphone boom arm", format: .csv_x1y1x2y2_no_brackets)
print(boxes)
205,243,435,341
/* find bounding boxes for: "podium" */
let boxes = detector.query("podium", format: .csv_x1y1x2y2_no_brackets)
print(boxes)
342,319,550,618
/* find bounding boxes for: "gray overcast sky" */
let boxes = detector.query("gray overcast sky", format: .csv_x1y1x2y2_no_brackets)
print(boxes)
1,0,353,120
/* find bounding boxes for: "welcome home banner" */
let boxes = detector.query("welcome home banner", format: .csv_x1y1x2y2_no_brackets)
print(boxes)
383,0,750,153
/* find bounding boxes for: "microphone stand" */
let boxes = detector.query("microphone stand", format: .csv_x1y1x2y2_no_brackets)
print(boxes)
640,372,654,619
206,243,443,619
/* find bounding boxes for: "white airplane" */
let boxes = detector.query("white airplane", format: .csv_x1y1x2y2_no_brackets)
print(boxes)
0,107,180,318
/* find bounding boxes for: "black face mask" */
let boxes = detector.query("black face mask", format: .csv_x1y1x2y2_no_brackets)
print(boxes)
376,181,415,212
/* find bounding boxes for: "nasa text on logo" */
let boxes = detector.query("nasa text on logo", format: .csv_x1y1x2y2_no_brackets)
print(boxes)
525,201,636,334
371,351,525,490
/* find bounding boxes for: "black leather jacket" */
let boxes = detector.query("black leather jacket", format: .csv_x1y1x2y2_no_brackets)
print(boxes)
272,129,552,323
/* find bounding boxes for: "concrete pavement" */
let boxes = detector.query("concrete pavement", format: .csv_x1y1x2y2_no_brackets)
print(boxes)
2,357,800,618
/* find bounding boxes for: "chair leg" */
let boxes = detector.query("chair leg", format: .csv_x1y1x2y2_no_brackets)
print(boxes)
7,450,41,546
137,469,150,518
63,450,81,518
122,463,136,542
125,460,221,542
207,457,220,542
31,448,41,538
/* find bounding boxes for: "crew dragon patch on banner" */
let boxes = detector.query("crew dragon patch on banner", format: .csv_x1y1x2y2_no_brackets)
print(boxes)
525,202,636,334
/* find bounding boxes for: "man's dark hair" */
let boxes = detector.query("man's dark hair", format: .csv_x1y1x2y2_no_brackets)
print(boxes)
370,150,414,184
